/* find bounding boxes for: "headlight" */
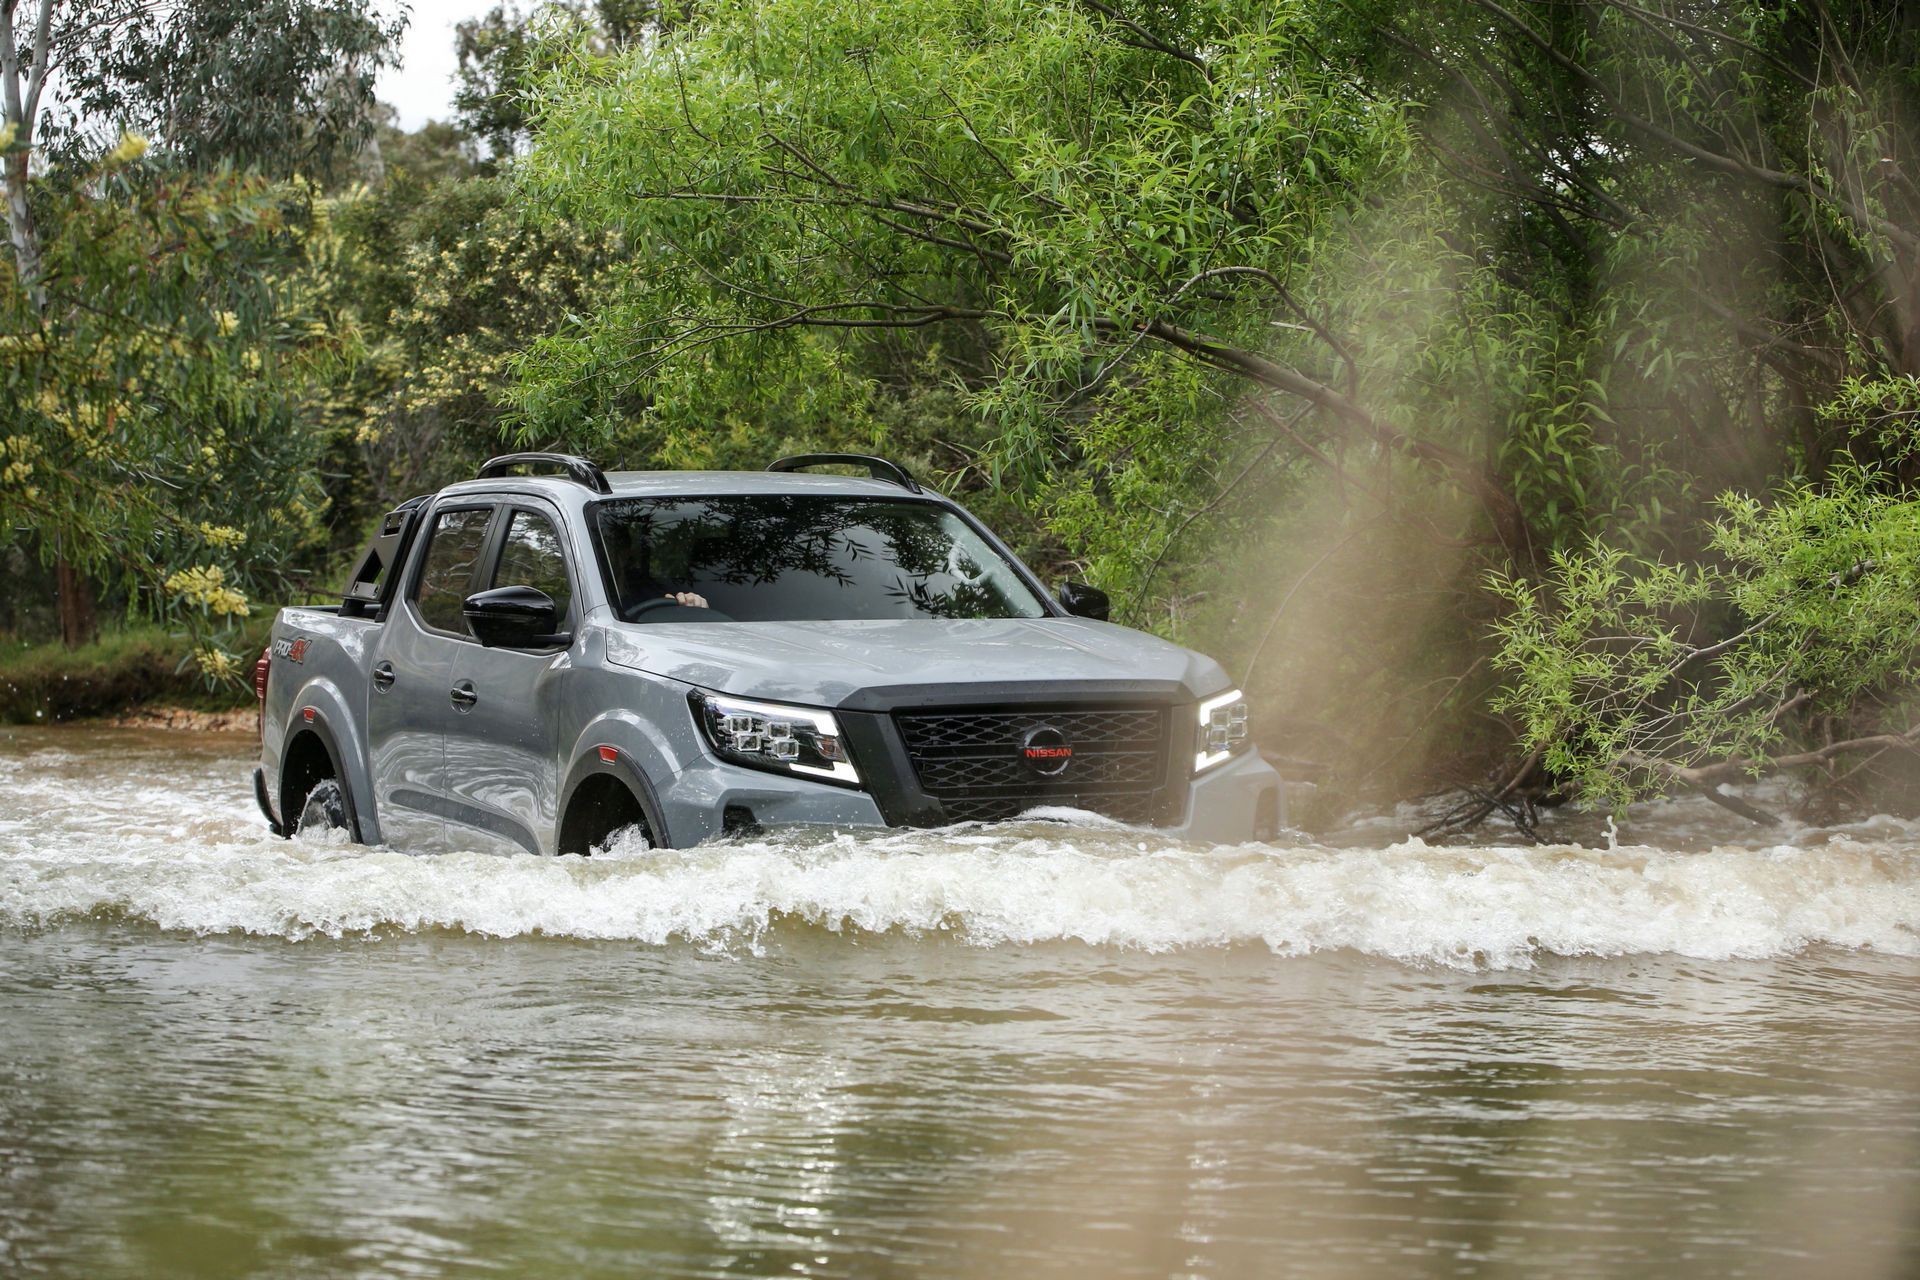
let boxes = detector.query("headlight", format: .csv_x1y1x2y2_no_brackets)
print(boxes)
1194,688,1251,773
691,691,861,786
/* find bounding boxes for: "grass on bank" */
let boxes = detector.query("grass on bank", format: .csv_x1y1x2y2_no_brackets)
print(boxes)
0,622,269,724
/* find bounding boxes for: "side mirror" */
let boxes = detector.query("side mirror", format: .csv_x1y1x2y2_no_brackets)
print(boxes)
464,585,569,648
1057,580,1110,621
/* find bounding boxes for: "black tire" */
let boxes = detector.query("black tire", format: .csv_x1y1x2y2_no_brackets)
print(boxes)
558,776,655,855
293,778,350,837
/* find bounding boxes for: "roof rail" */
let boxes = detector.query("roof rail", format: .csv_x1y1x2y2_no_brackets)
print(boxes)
477,452,611,495
767,453,922,493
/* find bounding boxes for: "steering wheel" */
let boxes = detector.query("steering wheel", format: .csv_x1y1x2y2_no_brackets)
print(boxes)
620,596,733,623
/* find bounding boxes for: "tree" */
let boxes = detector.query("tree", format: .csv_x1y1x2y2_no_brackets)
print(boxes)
1341,0,1920,824
43,0,405,179
453,0,672,164
4,0,405,292
0,0,402,649
510,0,1535,539
0,0,56,301
0,146,341,673
509,0,1920,822
323,170,624,512
1488,473,1920,825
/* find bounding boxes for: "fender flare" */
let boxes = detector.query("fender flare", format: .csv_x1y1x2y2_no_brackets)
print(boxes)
557,724,676,850
276,707,367,844
276,675,380,843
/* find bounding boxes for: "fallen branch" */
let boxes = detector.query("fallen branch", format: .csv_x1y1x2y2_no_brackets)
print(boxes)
1415,745,1543,841
1699,786,1781,827
1616,722,1920,824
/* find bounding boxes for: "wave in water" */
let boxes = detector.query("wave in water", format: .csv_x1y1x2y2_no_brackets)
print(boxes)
4,823,1918,970
3,738,1917,967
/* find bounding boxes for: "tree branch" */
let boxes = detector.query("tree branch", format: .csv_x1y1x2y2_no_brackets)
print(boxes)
20,0,51,127
1122,313,1530,552
1699,786,1782,826
1465,0,1920,254
1071,0,1212,84
1672,723,1920,787
1614,721,1920,825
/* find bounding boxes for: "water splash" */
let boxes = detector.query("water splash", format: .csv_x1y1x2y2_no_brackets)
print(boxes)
2,731,1917,968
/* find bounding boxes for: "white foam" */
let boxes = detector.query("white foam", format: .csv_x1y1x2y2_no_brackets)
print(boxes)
3,732,1917,968
2,816,1916,968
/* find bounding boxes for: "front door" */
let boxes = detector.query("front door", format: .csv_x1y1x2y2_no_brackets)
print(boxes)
366,503,496,852
443,504,577,856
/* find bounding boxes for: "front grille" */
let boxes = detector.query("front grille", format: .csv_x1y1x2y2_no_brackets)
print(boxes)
893,706,1171,826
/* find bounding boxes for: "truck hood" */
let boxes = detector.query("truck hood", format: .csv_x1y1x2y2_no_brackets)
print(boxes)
600,617,1229,708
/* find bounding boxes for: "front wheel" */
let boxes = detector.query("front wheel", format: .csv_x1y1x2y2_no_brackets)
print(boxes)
293,777,350,838
593,822,652,856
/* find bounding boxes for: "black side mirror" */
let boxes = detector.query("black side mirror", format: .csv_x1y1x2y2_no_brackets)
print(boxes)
464,585,569,648
1057,580,1110,621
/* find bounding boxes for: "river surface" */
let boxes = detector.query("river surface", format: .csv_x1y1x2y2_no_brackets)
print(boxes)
2,726,1918,1278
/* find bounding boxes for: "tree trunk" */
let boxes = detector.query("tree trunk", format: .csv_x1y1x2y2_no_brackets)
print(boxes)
361,123,386,187
55,559,94,650
3,149,41,306
0,0,53,310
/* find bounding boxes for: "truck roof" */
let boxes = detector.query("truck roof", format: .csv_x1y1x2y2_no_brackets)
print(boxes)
435,469,936,503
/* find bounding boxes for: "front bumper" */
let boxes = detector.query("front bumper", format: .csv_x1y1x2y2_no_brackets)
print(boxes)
656,687,1284,846
1166,750,1284,843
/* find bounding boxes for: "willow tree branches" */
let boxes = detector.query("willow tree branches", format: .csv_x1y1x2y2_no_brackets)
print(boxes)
1490,472,1920,817
516,0,1533,547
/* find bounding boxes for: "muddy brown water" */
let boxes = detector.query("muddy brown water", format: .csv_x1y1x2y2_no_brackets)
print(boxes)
2,726,1918,1278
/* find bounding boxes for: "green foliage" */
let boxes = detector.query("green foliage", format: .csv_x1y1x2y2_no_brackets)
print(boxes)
371,116,481,189
494,0,1920,810
46,0,405,180
1039,351,1263,626
321,171,625,516
454,3,555,162
1490,472,1920,809
0,621,268,722
0,151,340,677
1822,374,1920,465
512,0,1407,462
453,1,663,163
5,0,1917,808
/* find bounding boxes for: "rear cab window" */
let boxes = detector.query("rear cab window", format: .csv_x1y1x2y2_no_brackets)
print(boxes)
413,507,495,636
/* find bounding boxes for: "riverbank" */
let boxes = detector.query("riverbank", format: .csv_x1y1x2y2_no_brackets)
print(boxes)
0,624,262,725
105,705,256,733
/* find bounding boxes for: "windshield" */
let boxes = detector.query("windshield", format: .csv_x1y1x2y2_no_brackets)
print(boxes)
594,495,1050,623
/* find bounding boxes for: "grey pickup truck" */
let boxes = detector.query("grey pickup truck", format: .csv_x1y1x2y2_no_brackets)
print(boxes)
252,452,1282,853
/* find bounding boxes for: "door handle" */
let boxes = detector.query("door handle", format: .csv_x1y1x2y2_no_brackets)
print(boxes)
372,661,396,692
449,680,478,710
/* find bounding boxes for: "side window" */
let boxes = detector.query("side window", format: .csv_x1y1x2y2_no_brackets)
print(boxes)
414,508,494,635
492,510,573,622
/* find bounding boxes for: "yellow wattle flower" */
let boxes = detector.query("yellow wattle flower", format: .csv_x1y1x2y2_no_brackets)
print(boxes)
107,132,149,165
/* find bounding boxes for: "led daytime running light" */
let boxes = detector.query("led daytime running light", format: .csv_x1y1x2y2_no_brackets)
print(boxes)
1194,688,1250,773
695,691,860,785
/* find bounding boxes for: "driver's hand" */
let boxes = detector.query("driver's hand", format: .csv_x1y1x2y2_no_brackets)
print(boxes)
665,591,709,609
